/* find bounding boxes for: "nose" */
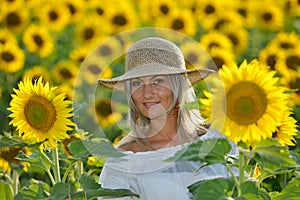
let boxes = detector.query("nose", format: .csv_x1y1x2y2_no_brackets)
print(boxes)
143,83,155,98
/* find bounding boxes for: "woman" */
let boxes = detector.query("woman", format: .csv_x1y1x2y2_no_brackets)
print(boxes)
98,37,237,199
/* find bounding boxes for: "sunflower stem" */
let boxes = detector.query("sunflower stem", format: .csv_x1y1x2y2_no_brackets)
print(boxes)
62,161,75,183
53,148,61,183
46,169,56,185
12,170,19,196
225,164,240,196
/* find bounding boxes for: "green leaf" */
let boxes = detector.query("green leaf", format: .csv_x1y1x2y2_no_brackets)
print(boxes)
69,140,125,159
0,135,27,148
0,181,13,200
270,177,300,200
16,150,52,171
78,174,139,199
166,138,231,165
188,177,235,200
49,183,70,200
14,184,47,200
239,181,261,200
253,139,297,170
79,174,100,190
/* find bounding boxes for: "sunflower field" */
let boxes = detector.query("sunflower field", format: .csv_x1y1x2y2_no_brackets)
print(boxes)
0,0,300,199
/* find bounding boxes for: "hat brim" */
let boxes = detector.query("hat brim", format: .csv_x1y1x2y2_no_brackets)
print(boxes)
98,63,215,91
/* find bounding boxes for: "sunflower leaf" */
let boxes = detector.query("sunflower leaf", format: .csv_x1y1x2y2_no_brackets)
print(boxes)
188,177,235,200
253,139,297,170
165,138,231,164
16,150,52,171
0,135,27,148
69,140,125,159
270,177,300,200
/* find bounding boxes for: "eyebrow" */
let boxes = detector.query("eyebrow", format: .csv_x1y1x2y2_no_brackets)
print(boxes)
131,75,165,82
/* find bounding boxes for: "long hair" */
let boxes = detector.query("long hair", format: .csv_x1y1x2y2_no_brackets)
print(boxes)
116,74,207,149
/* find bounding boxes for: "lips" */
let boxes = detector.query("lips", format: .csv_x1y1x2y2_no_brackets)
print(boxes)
143,102,160,108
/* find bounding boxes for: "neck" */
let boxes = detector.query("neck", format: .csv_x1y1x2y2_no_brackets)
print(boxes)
148,111,178,142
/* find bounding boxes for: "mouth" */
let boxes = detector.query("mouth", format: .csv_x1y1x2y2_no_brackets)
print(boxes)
143,102,160,109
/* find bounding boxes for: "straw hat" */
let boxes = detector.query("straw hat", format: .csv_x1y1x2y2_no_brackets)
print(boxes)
98,37,215,91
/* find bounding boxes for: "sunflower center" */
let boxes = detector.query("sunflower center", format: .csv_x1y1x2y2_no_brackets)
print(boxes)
262,12,272,22
24,96,57,132
266,54,277,70
33,34,44,47
286,55,300,71
84,28,95,40
238,8,247,18
60,68,73,79
6,12,21,26
1,51,14,62
226,81,267,125
160,5,169,15
113,14,127,26
290,77,300,95
67,4,76,15
98,45,112,56
204,5,215,14
49,10,58,21
88,64,102,75
186,52,198,63
96,100,112,117
212,56,225,69
280,42,294,49
228,34,239,46
214,19,227,30
96,7,104,16
172,19,184,30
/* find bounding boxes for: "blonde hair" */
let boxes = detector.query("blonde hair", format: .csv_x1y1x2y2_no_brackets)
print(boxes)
116,74,207,149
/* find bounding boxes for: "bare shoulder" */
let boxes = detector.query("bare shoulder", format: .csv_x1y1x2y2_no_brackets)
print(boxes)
118,141,147,153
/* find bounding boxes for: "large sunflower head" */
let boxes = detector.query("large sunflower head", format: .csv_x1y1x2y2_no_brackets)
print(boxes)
8,77,74,150
200,60,293,145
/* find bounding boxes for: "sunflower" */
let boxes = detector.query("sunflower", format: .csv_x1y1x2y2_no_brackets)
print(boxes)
253,1,284,31
204,47,235,70
62,0,85,23
272,111,298,146
52,60,78,85
0,3,29,33
155,9,197,37
74,14,109,45
8,77,74,149
219,25,249,55
92,37,124,62
22,24,54,58
36,1,71,32
0,28,18,45
267,32,300,52
285,0,300,17
179,41,209,70
82,58,113,85
137,0,178,23
280,72,300,107
87,0,109,18
258,45,285,71
56,83,73,101
0,146,28,172
93,99,122,128
22,65,51,84
276,48,300,78
0,43,25,73
199,31,233,52
69,44,94,65
104,0,138,35
201,10,243,31
230,0,256,28
193,0,222,22
200,60,291,145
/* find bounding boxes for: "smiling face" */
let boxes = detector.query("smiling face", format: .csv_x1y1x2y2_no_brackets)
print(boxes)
130,75,174,119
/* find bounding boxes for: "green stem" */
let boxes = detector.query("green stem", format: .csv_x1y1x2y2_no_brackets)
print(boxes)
12,170,19,196
53,148,61,183
226,164,241,196
46,169,56,185
62,162,75,183
239,152,245,184
39,150,55,185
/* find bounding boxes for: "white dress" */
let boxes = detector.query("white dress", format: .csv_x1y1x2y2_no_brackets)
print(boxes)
98,130,238,200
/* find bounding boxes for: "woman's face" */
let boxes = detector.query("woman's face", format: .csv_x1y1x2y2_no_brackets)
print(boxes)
130,75,173,119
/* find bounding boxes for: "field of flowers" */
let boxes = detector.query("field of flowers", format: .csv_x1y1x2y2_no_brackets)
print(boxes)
0,0,300,199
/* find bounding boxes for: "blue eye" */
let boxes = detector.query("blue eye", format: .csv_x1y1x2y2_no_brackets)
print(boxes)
153,79,164,86
131,80,142,87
